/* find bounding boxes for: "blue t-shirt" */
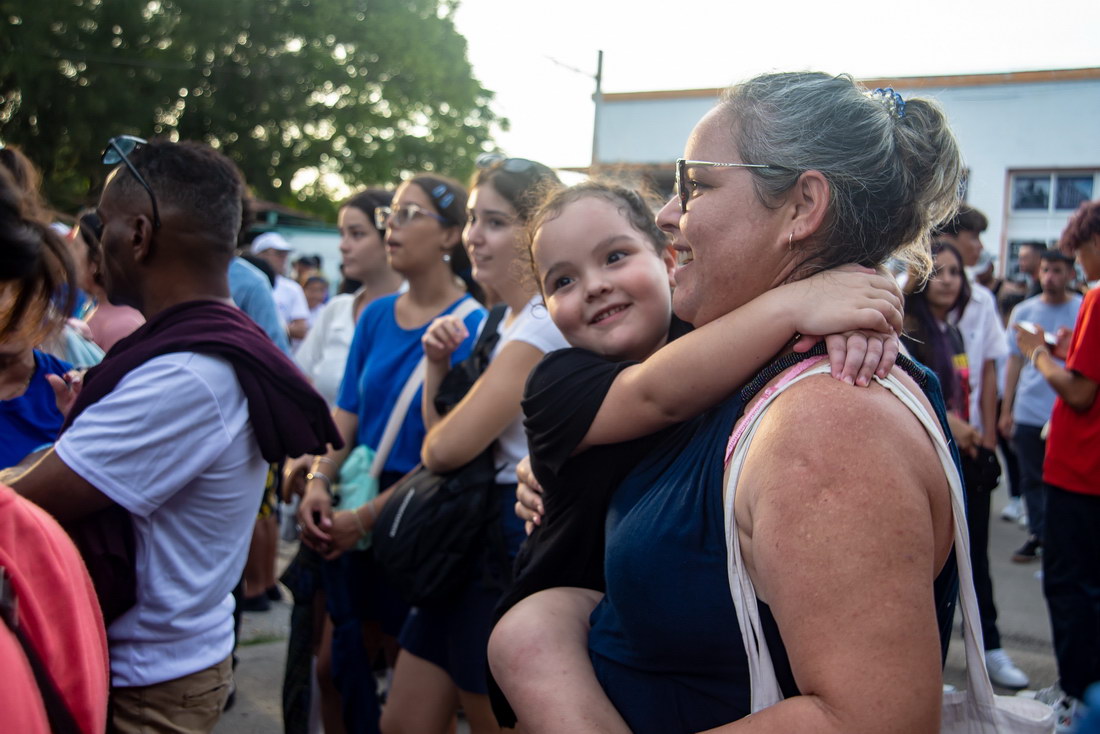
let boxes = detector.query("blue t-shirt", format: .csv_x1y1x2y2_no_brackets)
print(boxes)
228,257,291,355
0,351,72,469
1007,294,1082,427
336,293,485,475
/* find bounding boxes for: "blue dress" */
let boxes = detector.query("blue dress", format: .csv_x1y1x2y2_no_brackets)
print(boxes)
587,356,960,733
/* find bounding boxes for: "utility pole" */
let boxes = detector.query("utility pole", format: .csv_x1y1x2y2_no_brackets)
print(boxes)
591,50,604,174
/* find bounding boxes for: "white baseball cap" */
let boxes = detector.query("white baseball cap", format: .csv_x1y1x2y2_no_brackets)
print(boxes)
251,232,292,254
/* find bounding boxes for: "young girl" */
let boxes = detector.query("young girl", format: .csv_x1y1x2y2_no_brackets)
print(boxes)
488,182,904,732
378,156,567,734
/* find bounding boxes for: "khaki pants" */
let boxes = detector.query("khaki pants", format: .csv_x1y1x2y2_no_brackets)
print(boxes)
109,655,232,734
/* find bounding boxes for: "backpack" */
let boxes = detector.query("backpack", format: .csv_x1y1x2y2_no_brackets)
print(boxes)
372,304,511,606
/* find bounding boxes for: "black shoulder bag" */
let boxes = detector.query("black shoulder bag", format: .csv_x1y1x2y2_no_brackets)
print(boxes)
372,304,511,606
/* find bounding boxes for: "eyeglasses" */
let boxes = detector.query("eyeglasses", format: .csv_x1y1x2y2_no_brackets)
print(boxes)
374,203,448,230
476,153,540,175
102,135,161,229
675,158,779,213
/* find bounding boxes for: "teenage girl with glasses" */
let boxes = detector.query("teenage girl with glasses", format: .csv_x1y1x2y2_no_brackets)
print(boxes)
295,174,485,734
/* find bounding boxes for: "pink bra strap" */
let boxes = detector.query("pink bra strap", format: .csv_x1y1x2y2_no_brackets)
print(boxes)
724,355,828,465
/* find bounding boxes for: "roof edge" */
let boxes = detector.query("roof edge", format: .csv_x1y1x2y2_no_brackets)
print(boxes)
601,67,1100,102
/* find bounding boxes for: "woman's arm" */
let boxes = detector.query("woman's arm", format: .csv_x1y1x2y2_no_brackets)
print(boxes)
422,341,545,473
710,376,950,734
297,407,358,550
580,268,903,451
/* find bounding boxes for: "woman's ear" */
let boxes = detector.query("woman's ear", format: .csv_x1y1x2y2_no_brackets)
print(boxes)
662,244,677,289
788,170,830,243
443,225,463,250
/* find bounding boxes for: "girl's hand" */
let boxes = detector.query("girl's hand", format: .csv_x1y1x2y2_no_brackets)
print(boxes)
298,484,334,552
323,510,368,560
514,455,545,535
422,315,468,363
46,369,85,417
788,265,904,338
795,330,900,386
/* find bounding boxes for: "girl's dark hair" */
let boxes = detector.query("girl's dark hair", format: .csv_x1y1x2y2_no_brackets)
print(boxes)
0,165,74,340
342,188,393,235
408,174,468,228
524,180,669,295
471,158,561,222
406,174,483,302
904,240,970,409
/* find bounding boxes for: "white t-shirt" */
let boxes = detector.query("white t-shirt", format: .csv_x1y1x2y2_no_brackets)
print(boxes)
295,292,357,406
491,296,569,483
273,275,310,325
55,353,268,687
949,281,1008,432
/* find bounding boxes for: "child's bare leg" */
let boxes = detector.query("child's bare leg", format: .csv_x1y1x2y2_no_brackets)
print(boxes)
488,588,629,734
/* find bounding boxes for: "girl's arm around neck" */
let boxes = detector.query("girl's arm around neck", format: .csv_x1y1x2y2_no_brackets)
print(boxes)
577,269,902,453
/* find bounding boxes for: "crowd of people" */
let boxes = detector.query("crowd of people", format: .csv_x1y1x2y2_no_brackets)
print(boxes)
0,69,1098,734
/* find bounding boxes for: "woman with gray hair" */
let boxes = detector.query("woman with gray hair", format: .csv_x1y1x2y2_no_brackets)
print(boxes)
504,72,968,733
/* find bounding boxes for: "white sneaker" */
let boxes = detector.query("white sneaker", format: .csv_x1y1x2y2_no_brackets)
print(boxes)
986,648,1029,689
1001,497,1024,522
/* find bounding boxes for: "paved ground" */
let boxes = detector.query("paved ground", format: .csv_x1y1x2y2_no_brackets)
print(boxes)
218,487,1056,732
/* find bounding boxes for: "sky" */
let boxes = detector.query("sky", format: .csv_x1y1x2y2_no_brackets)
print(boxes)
452,0,1100,170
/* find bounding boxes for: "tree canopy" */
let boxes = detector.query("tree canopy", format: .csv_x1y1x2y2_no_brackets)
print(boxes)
0,0,504,216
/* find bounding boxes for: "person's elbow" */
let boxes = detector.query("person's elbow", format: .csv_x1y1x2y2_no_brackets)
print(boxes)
420,437,471,474
1064,378,1099,413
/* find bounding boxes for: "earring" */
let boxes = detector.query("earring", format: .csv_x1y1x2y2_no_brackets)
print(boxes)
788,232,794,250
442,252,451,263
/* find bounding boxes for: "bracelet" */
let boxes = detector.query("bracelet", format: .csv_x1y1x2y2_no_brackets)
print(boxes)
314,456,339,470
305,471,333,494
1030,346,1050,368
351,508,368,538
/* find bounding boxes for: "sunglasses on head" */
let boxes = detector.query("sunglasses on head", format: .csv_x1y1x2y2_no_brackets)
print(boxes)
374,202,448,231
674,158,782,214
102,135,161,229
475,153,543,176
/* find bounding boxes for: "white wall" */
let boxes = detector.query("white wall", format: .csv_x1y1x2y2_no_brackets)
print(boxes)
892,79,1100,262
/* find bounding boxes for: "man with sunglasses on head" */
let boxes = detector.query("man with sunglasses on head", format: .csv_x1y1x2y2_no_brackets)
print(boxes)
12,137,340,733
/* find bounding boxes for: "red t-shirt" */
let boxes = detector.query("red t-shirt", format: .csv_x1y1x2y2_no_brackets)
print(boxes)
0,485,109,733
1044,287,1100,496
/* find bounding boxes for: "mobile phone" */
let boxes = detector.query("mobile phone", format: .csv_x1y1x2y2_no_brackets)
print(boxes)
1017,321,1058,346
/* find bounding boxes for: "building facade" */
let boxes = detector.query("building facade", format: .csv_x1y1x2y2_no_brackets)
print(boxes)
590,68,1100,278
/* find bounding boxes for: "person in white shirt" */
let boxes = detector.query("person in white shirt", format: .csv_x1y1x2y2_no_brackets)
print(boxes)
251,232,310,342
935,205,1029,690
14,139,270,731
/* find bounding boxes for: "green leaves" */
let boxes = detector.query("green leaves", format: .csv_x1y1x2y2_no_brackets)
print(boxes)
0,0,502,215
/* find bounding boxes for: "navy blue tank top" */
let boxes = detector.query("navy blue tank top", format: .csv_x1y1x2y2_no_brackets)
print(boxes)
587,357,959,733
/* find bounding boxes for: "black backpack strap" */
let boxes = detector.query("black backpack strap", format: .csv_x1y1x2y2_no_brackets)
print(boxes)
472,304,509,367
0,567,84,734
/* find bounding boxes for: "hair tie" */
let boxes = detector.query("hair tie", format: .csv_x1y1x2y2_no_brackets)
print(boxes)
870,87,906,119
